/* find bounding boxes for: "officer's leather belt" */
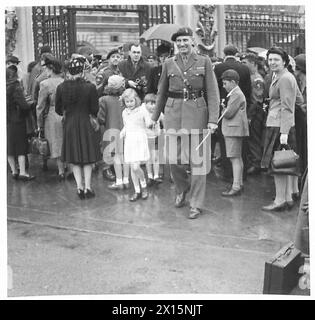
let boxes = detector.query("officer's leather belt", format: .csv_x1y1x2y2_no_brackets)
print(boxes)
168,90,204,100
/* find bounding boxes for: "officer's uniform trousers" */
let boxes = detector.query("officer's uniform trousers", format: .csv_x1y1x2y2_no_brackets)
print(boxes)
153,52,220,209
245,73,266,169
165,131,211,209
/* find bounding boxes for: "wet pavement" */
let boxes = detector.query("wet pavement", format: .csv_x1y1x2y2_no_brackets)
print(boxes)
7,155,306,297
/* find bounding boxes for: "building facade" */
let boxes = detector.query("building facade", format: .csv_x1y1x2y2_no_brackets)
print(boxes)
5,5,305,72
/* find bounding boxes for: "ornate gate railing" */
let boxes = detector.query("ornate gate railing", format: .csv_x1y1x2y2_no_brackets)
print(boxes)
225,5,305,57
32,5,173,61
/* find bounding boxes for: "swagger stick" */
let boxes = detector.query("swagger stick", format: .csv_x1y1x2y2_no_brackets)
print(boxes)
195,109,227,151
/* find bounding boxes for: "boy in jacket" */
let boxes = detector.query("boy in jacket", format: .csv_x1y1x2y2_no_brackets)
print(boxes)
221,69,249,196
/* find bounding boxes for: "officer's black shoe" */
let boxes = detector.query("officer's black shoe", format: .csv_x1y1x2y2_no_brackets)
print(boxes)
141,187,148,200
189,207,201,219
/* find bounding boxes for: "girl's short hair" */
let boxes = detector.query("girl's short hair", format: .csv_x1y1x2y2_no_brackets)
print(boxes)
266,46,290,67
144,93,157,103
121,88,141,108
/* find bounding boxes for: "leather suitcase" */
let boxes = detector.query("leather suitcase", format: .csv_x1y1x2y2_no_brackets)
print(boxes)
263,242,303,294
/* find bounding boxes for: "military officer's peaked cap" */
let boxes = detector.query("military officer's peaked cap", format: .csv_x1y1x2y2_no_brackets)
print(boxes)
171,27,193,41
221,69,240,82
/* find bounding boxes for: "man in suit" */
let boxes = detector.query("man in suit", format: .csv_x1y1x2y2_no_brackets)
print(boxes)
240,53,266,175
118,42,153,100
213,45,252,180
150,43,172,94
151,27,220,219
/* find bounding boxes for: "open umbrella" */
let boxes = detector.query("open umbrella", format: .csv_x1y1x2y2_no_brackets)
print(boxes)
140,23,181,42
140,23,203,45
247,47,267,55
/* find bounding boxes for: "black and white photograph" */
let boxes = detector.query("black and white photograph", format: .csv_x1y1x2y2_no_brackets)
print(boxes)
2,0,313,301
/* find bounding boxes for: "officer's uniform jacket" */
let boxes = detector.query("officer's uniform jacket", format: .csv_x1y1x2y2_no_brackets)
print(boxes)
96,64,120,97
222,86,249,137
152,52,220,132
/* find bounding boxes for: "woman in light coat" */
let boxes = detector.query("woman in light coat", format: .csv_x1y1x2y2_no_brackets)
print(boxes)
261,47,301,211
37,57,65,179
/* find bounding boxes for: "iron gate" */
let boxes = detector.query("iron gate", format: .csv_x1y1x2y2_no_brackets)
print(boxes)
32,5,173,61
225,5,305,57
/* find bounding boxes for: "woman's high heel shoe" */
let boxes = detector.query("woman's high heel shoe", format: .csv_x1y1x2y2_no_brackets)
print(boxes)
262,201,287,212
77,189,85,200
84,189,95,199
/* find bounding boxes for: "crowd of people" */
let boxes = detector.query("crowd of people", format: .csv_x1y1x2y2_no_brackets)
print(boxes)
6,27,307,227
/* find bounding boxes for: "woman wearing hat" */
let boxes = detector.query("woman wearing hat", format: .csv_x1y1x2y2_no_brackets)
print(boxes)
55,57,101,199
37,56,65,180
261,47,301,211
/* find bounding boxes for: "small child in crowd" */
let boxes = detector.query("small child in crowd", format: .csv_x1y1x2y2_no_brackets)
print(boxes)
97,75,130,190
142,93,164,186
220,69,249,196
120,88,151,201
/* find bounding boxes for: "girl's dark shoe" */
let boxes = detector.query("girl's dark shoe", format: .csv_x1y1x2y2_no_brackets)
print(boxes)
124,182,130,189
58,173,65,181
129,193,141,202
84,189,95,199
77,189,85,200
19,174,35,182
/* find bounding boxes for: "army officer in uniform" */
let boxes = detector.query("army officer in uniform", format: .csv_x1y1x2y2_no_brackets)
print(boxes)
151,27,220,219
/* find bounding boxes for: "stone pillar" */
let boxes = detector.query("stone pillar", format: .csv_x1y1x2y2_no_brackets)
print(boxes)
173,5,199,28
13,7,34,73
172,5,201,53
214,5,226,59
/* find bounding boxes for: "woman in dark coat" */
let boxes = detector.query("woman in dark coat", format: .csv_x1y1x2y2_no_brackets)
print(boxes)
55,57,101,199
7,65,35,181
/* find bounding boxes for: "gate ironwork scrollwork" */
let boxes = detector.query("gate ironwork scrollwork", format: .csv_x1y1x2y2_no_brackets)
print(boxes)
32,5,173,61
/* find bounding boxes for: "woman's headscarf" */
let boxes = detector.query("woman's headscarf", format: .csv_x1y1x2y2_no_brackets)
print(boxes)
68,57,86,75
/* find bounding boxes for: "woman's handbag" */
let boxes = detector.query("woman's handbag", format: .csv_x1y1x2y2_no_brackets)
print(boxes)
270,144,300,176
29,134,50,157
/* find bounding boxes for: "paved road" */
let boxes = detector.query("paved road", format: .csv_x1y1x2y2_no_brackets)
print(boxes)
7,156,304,296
